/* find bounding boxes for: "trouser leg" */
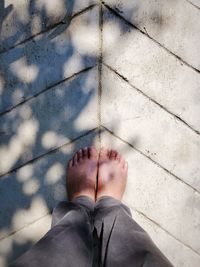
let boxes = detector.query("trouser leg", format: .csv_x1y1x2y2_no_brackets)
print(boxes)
9,196,174,267
94,197,173,267
9,197,95,267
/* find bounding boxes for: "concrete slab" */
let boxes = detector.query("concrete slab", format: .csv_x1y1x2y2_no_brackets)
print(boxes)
184,0,200,9
103,0,200,71
101,66,200,192
0,0,97,52
0,129,99,240
0,6,99,113
103,8,200,134
0,214,51,267
0,67,98,176
1,0,200,266
100,129,200,254
131,209,200,267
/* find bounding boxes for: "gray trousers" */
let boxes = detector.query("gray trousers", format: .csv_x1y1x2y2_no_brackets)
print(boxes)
10,196,173,267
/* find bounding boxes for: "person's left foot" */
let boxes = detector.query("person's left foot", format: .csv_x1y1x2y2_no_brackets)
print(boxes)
66,147,98,201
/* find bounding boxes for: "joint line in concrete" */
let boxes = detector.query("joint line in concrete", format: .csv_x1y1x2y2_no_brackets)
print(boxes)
103,3,200,75
131,206,200,257
0,66,95,117
186,0,200,10
101,125,200,195
0,4,97,55
103,63,200,136
0,127,98,179
0,212,51,242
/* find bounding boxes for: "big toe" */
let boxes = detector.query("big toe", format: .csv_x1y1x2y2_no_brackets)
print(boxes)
89,146,98,160
99,147,110,161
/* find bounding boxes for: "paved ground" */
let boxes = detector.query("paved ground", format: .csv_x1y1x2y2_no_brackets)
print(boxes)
0,0,200,266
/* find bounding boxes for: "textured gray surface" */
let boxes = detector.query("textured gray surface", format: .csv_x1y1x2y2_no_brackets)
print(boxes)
0,6,99,113
0,67,98,176
0,0,97,52
104,0,200,70
0,0,200,266
101,66,200,192
103,7,200,133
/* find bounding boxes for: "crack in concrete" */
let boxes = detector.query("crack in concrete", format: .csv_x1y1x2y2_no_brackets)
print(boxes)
98,1,103,145
104,63,200,136
95,0,104,200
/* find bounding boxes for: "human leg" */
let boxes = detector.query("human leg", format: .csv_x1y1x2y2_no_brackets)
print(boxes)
9,147,98,267
94,148,173,267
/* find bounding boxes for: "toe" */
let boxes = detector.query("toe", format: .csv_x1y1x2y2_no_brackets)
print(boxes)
73,153,78,165
77,149,83,162
83,147,89,159
116,152,121,162
110,149,117,160
107,149,111,158
100,147,109,160
68,159,73,168
89,147,98,159
113,150,118,160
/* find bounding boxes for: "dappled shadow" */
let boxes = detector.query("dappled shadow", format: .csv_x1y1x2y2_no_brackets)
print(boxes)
7,241,34,265
0,0,178,266
0,1,13,42
0,0,99,265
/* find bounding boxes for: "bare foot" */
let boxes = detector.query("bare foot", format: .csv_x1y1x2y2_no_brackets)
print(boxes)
66,147,98,201
97,148,128,201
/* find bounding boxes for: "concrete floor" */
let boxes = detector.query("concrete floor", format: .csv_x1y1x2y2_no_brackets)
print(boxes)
0,0,200,266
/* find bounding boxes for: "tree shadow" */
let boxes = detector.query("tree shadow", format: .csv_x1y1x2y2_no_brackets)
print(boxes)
0,1,166,266
0,1,99,265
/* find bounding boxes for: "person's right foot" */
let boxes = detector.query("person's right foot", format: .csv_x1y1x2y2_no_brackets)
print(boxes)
96,148,128,201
